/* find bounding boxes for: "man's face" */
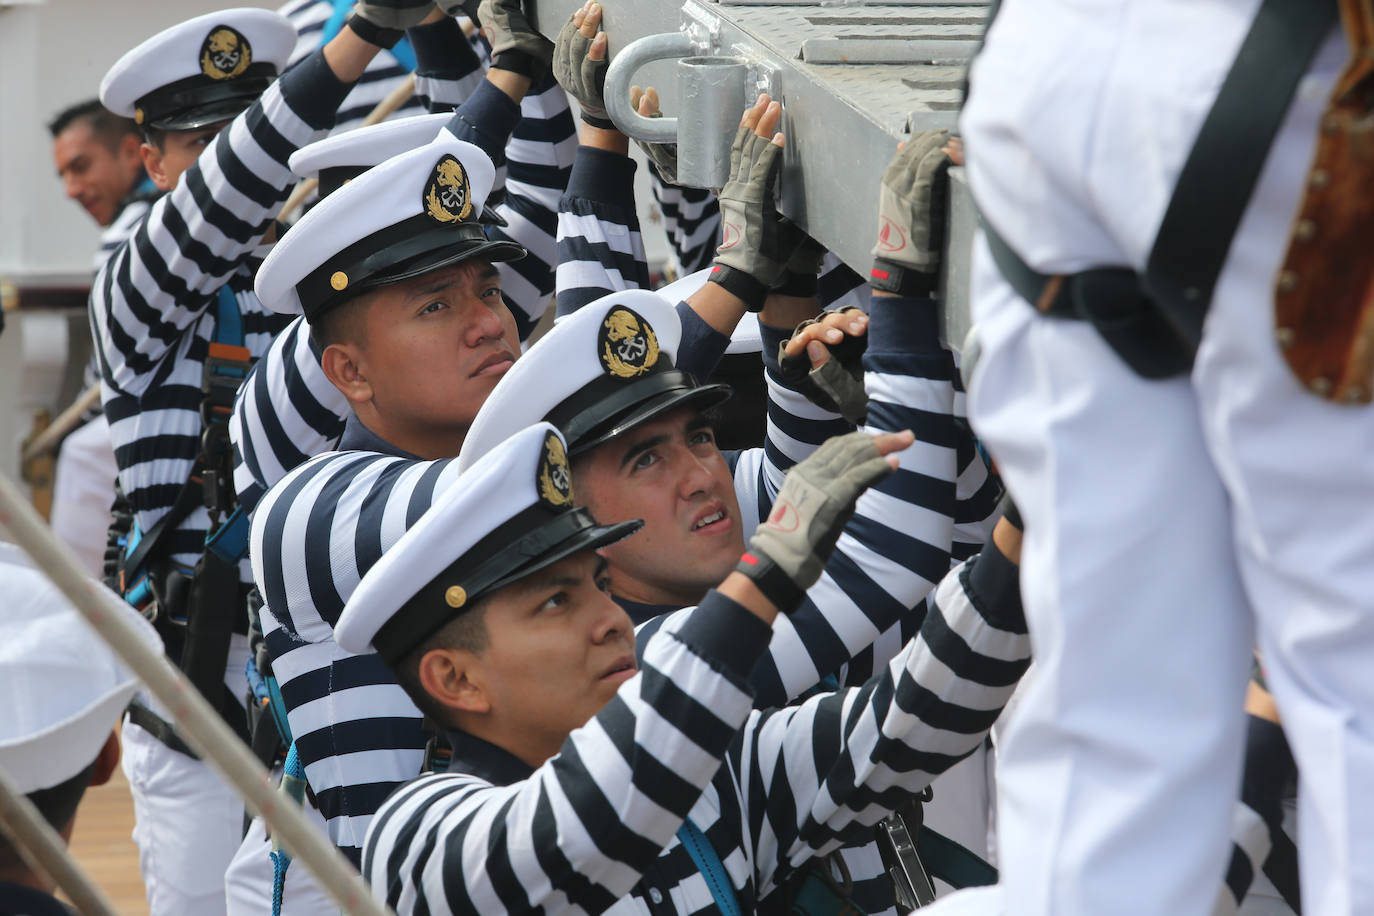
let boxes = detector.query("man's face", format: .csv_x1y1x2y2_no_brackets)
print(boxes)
344,260,520,456
572,406,744,608
472,551,636,760
141,123,225,192
52,123,142,226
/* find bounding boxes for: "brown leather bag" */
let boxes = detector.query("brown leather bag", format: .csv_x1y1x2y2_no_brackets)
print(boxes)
1275,0,1374,403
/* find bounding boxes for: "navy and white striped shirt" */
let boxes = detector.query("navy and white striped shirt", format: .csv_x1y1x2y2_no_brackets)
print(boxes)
362,559,1030,915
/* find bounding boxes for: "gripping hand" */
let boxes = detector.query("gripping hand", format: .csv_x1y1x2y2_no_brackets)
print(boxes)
737,431,895,612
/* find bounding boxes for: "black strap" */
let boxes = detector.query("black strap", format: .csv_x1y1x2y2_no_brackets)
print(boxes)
1144,0,1339,347
126,701,199,759
980,0,1337,374
120,471,203,581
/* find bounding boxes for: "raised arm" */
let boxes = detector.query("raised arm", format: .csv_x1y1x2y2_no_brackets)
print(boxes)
741,540,1031,898
362,589,772,912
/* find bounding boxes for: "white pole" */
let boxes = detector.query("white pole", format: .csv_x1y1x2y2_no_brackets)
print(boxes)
0,471,394,916
0,765,118,916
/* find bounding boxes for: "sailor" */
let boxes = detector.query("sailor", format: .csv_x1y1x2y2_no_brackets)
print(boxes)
91,4,441,912
927,2,1370,914
228,1,578,516
336,420,1027,915
0,544,159,916
44,100,152,578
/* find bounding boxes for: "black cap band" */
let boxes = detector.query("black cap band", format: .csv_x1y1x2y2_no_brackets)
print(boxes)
135,63,276,130
373,505,640,664
547,368,689,449
296,212,524,320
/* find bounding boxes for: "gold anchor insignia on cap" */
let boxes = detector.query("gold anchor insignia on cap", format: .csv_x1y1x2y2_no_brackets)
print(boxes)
200,25,253,81
445,586,467,608
598,306,660,379
330,271,349,291
423,153,473,225
537,432,574,509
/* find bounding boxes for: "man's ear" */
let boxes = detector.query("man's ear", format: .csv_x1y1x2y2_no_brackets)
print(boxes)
320,341,374,406
140,142,172,192
418,648,490,716
90,731,121,788
119,133,144,175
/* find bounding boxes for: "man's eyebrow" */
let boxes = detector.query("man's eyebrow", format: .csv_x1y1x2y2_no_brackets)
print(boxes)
618,433,670,471
478,264,500,280
407,277,456,301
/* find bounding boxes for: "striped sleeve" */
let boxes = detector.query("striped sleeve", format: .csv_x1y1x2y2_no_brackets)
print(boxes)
414,20,574,336
739,551,1031,898
489,76,576,336
92,198,153,274
279,0,425,132
555,145,650,317
1217,717,1298,913
229,316,348,512
361,590,772,914
647,166,719,277
90,51,349,399
251,450,464,855
740,295,960,705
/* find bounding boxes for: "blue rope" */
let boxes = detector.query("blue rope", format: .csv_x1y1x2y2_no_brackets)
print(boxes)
676,818,742,916
269,743,308,916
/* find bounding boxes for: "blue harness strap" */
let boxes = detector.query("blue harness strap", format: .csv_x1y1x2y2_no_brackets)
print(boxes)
215,284,244,348
323,0,418,72
269,743,309,916
676,818,742,916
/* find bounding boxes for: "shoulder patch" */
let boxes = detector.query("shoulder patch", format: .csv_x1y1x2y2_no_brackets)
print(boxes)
200,25,253,81
598,306,660,379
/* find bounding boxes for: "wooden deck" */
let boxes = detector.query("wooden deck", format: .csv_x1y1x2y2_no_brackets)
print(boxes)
62,762,149,915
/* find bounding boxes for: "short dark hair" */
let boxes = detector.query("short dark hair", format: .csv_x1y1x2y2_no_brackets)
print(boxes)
309,290,373,351
0,759,99,871
392,598,491,727
47,99,138,149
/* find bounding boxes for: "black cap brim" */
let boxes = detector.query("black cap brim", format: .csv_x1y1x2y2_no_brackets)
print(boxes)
360,237,527,293
570,382,734,456
150,96,253,132
484,517,643,596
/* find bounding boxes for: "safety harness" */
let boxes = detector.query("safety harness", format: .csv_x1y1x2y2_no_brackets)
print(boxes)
117,284,256,752
980,0,1338,379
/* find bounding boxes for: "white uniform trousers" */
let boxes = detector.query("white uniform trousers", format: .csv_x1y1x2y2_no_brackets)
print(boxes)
122,636,251,916
935,2,1371,913
49,414,117,578
225,808,336,916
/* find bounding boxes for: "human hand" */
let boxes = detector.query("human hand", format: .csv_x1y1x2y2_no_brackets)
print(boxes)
709,94,802,311
351,0,439,36
739,429,913,611
554,1,611,127
778,308,869,424
476,0,554,77
870,129,953,297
